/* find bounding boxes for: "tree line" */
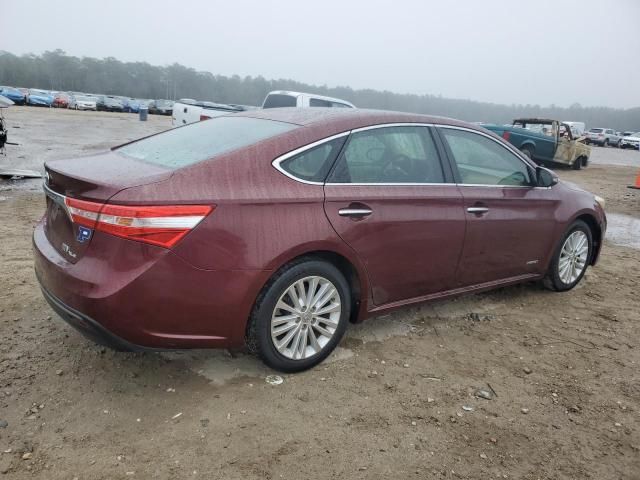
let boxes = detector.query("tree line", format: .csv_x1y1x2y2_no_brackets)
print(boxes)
1,49,638,130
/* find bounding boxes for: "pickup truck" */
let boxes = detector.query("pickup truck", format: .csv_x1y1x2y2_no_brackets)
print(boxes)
483,118,591,170
171,99,250,127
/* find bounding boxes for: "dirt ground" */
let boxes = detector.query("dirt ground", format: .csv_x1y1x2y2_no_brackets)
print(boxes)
0,107,639,479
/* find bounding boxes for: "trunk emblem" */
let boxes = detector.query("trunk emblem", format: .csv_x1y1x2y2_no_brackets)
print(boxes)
77,226,92,243
61,243,77,258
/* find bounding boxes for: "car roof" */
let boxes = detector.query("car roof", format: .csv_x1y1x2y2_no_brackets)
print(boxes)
232,107,474,133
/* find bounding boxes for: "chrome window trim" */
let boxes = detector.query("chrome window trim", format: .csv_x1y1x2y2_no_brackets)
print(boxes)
327,182,453,187
350,122,436,133
271,131,351,185
272,122,548,188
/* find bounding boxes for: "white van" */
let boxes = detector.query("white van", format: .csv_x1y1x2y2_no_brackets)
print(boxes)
262,91,355,109
562,121,586,137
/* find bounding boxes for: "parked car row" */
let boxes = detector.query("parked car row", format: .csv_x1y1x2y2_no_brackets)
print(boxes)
0,86,174,115
584,128,640,148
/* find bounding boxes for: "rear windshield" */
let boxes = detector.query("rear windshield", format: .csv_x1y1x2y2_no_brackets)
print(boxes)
117,116,296,168
263,94,297,108
589,128,603,133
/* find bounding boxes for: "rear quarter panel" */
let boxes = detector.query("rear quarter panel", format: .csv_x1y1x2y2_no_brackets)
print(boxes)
109,125,369,274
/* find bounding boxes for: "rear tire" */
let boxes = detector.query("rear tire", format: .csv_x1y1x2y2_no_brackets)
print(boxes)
603,139,609,147
543,220,592,292
247,259,351,372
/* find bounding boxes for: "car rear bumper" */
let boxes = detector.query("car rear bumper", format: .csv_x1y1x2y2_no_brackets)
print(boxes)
33,220,270,350
39,283,152,351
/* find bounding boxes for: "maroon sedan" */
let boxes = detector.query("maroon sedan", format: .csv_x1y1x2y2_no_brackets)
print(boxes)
34,108,606,371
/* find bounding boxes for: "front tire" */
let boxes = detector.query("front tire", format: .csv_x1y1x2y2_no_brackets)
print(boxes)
572,157,583,170
544,220,592,292
247,259,350,372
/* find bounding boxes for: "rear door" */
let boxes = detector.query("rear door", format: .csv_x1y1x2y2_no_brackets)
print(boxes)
436,126,559,286
323,125,466,306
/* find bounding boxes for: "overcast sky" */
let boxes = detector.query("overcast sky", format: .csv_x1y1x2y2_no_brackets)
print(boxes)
2,0,639,108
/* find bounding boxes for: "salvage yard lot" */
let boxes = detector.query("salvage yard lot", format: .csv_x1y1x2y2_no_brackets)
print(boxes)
0,107,639,479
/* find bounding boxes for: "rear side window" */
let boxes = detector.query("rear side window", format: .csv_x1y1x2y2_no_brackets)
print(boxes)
118,116,296,168
263,94,297,108
279,137,347,182
309,98,332,107
328,126,444,184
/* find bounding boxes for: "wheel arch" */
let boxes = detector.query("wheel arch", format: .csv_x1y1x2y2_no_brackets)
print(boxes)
253,245,370,332
573,213,602,265
519,141,536,152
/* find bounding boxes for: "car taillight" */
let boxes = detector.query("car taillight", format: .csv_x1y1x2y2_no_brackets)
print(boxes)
598,133,604,137
502,131,511,141
64,198,214,248
199,114,211,121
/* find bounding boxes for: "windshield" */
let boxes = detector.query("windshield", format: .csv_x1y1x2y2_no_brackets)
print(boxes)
589,128,603,133
76,96,93,102
117,116,297,169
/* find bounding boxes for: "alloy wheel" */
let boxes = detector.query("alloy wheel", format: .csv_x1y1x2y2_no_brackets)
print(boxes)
270,276,342,360
558,231,589,284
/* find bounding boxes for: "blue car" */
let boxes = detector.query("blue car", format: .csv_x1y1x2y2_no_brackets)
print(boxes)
126,98,146,113
0,87,26,105
27,89,54,107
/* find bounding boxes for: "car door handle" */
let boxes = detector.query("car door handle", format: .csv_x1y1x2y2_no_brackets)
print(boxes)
338,208,373,217
467,207,489,214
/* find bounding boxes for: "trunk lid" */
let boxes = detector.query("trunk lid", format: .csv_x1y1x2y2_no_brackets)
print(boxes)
43,150,172,263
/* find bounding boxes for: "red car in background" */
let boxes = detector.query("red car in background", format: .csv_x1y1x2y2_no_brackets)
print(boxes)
33,108,606,372
53,93,70,108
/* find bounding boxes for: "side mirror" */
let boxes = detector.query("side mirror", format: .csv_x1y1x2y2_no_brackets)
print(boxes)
536,166,558,188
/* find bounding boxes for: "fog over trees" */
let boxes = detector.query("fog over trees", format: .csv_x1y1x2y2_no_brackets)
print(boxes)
1,50,638,130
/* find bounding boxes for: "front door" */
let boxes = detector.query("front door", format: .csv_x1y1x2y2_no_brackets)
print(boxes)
323,125,466,306
437,126,559,287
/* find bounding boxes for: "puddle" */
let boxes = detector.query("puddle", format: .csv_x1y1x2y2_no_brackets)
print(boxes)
606,213,640,250
165,345,355,385
163,350,270,386
169,299,496,385
347,313,413,343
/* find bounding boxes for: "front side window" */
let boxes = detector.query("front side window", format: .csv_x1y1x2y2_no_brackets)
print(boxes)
441,128,532,186
328,126,444,184
279,137,347,182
